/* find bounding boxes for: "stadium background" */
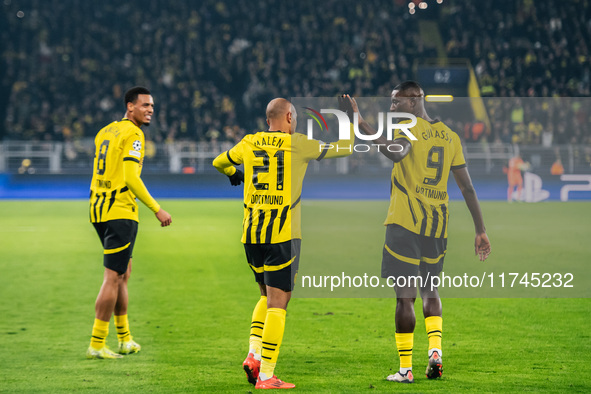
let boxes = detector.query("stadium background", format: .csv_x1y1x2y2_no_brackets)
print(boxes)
1,0,591,392
1,0,590,202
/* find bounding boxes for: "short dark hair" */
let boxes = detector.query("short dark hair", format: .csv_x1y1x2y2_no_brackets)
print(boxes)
394,81,423,96
124,86,151,106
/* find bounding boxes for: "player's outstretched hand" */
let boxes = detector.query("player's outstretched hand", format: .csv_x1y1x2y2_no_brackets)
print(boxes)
339,94,363,123
338,94,355,122
475,232,491,261
156,208,172,227
228,169,244,186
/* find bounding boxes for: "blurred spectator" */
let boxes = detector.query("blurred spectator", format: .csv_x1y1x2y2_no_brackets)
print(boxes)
1,0,589,147
1,0,428,142
550,158,565,175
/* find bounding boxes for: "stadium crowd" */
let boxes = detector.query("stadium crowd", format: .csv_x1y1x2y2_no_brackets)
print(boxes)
1,0,590,148
440,0,591,146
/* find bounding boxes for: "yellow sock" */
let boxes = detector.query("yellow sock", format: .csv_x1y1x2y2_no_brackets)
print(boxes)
249,296,267,357
395,332,413,369
425,316,442,356
90,318,109,350
114,314,131,343
259,308,286,379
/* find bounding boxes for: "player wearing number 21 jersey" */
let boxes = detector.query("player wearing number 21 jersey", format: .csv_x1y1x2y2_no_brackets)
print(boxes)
213,98,354,389
213,103,354,246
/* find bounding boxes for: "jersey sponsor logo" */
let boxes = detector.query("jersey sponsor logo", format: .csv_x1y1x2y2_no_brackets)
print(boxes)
132,140,142,151
128,150,141,158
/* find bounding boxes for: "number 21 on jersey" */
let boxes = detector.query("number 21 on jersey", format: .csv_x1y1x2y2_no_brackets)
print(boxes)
252,150,284,191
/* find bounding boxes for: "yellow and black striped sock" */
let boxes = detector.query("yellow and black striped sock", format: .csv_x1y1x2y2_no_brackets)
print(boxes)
259,308,286,380
90,318,109,350
249,296,267,357
425,316,442,356
395,332,413,370
114,314,131,343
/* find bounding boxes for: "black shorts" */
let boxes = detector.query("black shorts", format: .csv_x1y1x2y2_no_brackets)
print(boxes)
381,224,446,281
244,239,301,292
93,219,138,274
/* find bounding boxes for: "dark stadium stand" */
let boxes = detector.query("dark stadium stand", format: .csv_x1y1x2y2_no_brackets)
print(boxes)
1,0,589,147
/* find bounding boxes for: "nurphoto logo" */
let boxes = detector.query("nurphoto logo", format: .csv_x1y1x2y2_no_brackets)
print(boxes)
304,108,418,153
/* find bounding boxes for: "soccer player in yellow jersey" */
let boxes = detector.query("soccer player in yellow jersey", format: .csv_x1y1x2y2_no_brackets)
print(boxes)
87,87,172,359
213,98,354,389
343,81,491,383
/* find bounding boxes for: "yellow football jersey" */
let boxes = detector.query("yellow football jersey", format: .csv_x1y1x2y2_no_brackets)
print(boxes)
227,131,327,244
89,119,146,223
215,130,353,244
385,117,466,238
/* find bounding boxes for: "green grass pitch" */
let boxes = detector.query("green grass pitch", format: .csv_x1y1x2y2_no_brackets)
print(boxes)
0,199,590,392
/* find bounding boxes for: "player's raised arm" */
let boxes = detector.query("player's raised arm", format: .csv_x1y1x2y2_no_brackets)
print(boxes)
340,94,412,163
452,166,491,261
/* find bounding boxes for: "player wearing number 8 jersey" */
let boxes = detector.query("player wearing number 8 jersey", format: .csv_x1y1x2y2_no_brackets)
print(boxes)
213,98,354,389
342,81,491,384
90,116,155,223
86,87,171,360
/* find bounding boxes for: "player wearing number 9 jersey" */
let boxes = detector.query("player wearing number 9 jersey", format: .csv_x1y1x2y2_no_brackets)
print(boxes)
342,81,491,384
385,113,465,238
213,98,354,388
86,87,171,360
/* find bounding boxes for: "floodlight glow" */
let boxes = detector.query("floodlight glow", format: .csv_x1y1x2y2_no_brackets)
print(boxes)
425,95,454,102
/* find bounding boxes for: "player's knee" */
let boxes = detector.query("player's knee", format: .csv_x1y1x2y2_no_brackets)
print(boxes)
266,287,291,309
267,294,291,309
104,267,121,281
420,285,439,298
395,283,417,299
396,292,417,306
267,300,289,309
